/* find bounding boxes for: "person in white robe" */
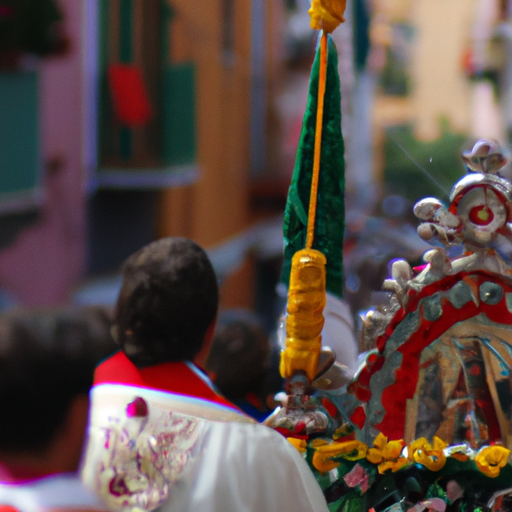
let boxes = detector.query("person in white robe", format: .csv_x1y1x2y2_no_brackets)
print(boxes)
0,307,115,512
82,237,329,512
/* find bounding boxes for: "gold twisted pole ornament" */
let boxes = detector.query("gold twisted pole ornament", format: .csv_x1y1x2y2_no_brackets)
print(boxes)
309,0,347,33
280,1,346,383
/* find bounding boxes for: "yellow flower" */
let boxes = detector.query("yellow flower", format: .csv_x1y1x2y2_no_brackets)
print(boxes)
332,424,355,441
408,437,428,461
308,0,347,33
410,437,447,472
366,433,407,473
312,440,368,473
287,437,307,453
310,438,329,448
366,435,386,464
376,458,408,473
312,451,340,473
475,446,510,478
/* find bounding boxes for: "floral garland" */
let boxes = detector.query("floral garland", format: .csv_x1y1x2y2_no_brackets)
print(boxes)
293,433,510,478
287,430,512,512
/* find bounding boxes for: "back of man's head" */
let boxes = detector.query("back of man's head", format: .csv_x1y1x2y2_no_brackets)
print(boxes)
114,237,219,368
0,306,116,456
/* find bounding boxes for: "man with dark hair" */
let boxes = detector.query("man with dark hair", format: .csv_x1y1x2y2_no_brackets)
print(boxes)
83,237,328,512
113,237,219,367
0,306,116,511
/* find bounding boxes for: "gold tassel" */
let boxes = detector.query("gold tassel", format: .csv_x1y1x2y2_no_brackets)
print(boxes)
280,249,326,382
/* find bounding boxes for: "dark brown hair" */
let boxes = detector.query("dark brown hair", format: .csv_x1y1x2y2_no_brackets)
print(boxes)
0,306,116,453
206,310,270,400
115,237,219,367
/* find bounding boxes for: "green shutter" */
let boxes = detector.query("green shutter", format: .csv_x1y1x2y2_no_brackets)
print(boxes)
98,0,113,164
96,1,198,183
162,63,197,166
119,0,133,63
0,72,40,203
118,0,133,160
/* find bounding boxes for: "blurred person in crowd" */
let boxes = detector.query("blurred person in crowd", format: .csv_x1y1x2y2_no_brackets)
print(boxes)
206,309,280,422
82,237,329,512
0,306,117,511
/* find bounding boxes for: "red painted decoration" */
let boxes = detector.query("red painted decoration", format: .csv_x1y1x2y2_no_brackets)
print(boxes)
321,397,337,418
350,270,512,441
468,205,494,226
350,406,366,429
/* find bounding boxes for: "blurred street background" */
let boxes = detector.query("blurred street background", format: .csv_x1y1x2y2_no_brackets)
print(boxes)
0,0,511,340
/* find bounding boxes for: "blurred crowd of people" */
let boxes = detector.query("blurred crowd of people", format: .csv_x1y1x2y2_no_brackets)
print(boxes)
0,236,334,512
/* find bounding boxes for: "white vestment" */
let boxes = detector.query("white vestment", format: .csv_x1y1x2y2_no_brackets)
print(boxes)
82,353,328,512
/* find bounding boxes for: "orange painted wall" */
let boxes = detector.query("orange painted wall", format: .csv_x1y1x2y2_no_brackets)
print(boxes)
158,0,252,248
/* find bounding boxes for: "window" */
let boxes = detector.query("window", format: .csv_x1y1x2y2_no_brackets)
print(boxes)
0,72,41,210
97,0,198,187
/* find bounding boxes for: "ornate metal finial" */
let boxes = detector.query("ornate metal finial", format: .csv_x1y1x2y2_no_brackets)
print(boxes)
461,138,507,174
413,139,512,251
381,140,512,309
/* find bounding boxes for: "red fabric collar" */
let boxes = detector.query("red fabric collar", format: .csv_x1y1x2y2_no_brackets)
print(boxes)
0,462,60,485
94,351,240,412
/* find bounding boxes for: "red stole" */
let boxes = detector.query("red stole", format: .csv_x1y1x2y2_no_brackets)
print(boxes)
94,351,241,413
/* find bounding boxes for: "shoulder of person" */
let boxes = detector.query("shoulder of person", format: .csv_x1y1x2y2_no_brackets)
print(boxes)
196,422,329,512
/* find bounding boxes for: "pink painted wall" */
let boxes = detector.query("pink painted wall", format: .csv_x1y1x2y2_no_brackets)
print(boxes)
0,0,86,306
